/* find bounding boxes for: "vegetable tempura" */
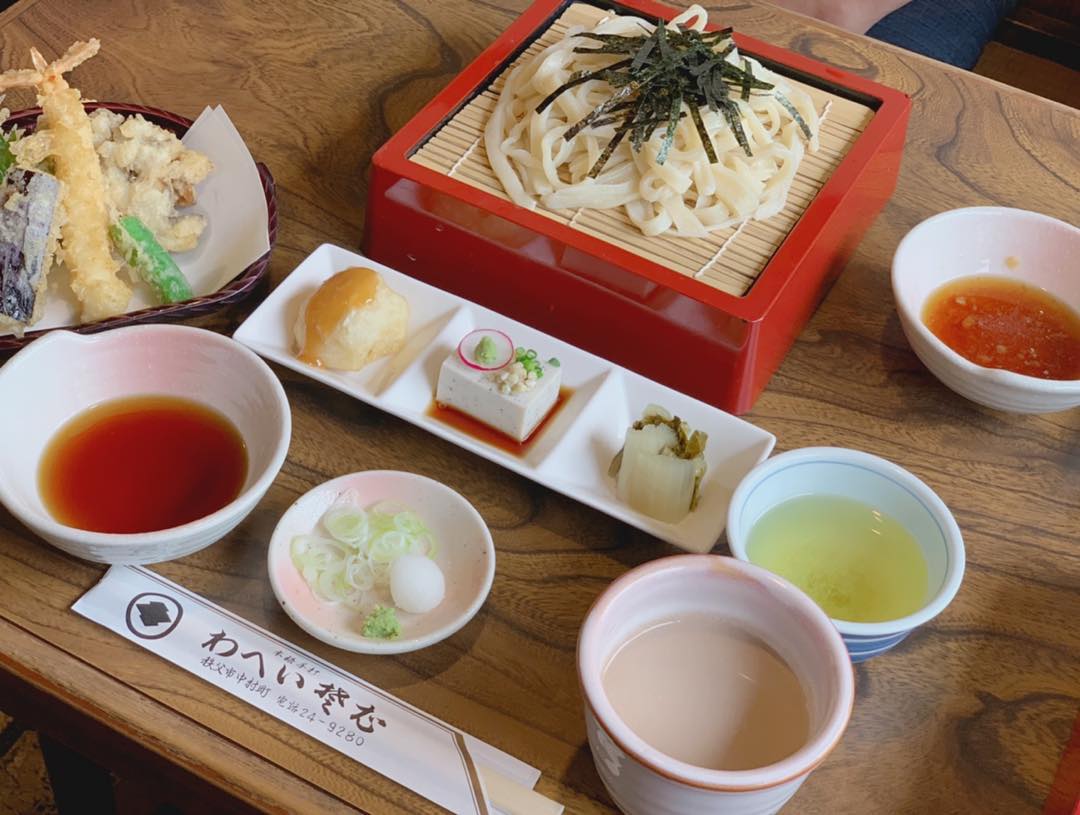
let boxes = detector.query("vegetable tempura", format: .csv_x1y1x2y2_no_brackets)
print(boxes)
91,109,213,252
0,39,215,332
0,39,131,321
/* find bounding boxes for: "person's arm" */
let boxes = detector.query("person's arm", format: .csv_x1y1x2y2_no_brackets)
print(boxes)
764,0,912,33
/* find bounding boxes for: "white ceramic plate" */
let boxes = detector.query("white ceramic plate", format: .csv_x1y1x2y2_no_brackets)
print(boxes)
235,244,777,553
268,470,495,654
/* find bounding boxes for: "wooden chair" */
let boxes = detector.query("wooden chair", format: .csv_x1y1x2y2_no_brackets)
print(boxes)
998,0,1080,69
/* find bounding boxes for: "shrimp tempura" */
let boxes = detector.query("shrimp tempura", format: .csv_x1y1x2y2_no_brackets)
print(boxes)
0,40,130,321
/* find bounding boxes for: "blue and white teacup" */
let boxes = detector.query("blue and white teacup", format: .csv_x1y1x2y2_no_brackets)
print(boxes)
727,447,965,662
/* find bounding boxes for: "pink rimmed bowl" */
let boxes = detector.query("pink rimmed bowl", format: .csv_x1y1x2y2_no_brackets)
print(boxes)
0,325,290,564
577,555,853,815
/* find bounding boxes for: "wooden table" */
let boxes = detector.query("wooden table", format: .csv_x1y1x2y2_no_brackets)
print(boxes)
0,1,1077,813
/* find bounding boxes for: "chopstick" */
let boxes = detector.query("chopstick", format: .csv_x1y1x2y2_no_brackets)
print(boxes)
479,766,563,815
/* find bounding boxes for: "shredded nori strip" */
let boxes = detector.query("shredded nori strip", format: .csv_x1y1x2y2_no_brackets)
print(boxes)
564,83,637,141
774,90,813,140
535,58,632,114
722,101,752,157
536,15,809,175
657,89,682,165
687,102,717,163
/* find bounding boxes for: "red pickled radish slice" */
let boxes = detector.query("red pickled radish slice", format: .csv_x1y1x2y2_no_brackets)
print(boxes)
457,329,514,371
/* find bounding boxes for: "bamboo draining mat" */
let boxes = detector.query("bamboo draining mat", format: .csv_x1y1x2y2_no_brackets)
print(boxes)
411,2,876,297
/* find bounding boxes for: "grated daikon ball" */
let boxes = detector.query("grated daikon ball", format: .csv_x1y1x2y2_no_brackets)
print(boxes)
389,554,446,614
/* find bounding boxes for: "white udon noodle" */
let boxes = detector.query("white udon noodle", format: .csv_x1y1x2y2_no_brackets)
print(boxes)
485,5,821,238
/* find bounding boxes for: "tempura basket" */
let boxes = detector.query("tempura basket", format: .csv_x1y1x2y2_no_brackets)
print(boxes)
0,102,277,353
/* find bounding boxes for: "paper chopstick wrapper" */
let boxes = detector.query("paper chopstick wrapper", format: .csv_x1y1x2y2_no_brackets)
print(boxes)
0,104,270,336
73,566,559,815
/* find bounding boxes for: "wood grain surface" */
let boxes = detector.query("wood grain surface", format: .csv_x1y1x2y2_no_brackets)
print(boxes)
0,1,1077,813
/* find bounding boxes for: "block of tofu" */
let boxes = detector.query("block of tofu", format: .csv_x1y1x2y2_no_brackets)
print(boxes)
436,351,561,442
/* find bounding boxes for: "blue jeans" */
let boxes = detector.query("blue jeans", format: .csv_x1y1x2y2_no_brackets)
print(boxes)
868,0,1020,69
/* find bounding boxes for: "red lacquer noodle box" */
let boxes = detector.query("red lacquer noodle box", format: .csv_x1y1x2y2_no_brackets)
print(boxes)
364,0,911,414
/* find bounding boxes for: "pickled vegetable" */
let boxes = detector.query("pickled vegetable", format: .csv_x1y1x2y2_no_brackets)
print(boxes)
610,405,708,522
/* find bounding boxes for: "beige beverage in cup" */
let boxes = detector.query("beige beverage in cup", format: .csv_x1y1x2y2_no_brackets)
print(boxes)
579,556,854,815
602,613,810,771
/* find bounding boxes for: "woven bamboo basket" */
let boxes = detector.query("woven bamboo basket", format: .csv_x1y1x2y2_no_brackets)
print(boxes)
0,102,277,352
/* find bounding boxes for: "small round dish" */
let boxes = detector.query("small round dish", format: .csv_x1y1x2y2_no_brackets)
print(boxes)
0,325,291,564
727,447,965,662
268,471,495,655
892,207,1080,413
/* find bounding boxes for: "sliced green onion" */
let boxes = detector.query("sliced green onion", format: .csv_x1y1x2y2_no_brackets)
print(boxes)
323,504,369,544
394,511,427,536
344,557,376,592
369,499,412,517
291,502,437,611
369,531,408,563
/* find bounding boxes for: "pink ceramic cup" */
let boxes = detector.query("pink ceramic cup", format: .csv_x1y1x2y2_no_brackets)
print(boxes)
578,555,854,815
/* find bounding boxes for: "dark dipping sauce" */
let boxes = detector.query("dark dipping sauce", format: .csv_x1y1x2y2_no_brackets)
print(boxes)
39,395,248,534
426,387,573,457
923,275,1080,380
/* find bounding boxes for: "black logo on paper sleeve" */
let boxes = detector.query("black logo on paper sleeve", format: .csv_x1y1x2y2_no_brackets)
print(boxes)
137,601,171,626
125,592,183,640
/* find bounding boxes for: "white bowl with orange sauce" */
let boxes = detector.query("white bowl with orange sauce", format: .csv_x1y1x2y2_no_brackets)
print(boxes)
0,325,291,564
892,207,1080,413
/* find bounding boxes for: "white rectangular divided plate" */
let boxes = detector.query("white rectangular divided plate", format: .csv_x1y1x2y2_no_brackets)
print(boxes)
234,244,776,553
